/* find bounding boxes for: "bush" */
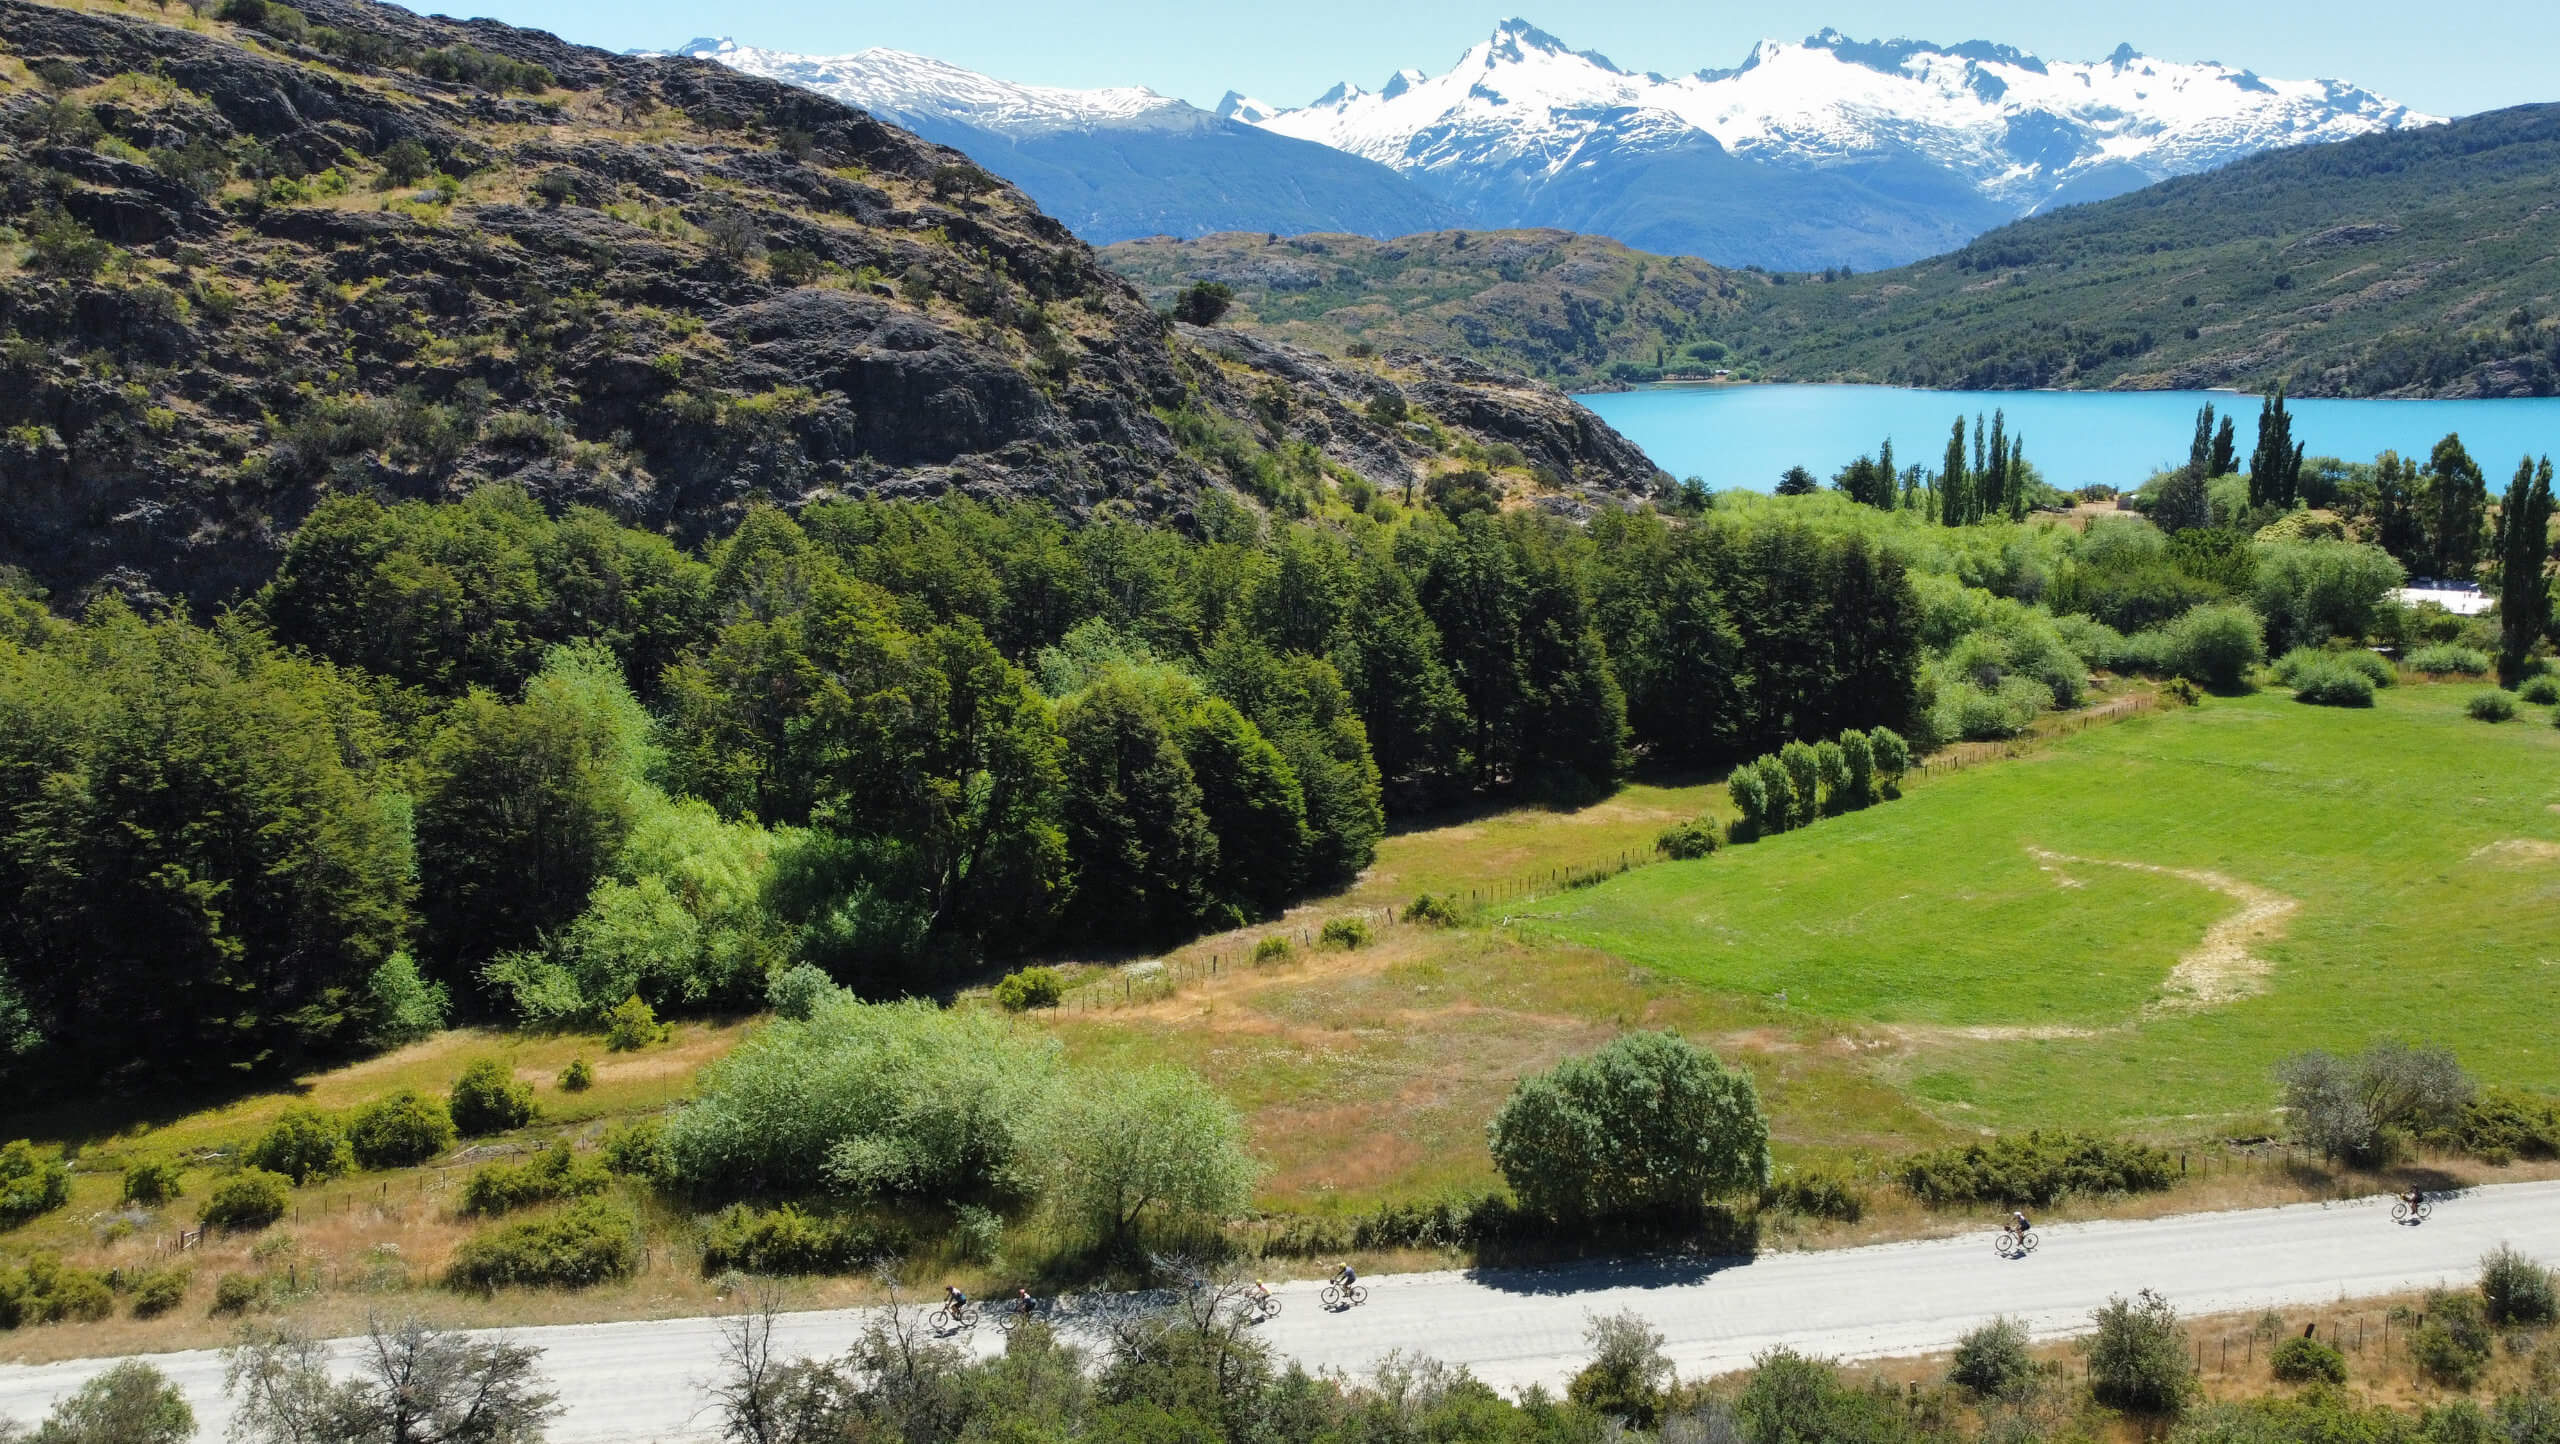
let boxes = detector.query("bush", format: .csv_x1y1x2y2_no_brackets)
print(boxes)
2520,675,2560,705
1760,1168,1865,1221
2480,1244,2558,1326
2288,663,2375,707
1253,934,1293,964
1655,819,1721,860
1950,1316,2034,1397
765,962,837,1021
2407,643,2491,674
1898,1131,2174,1206
2269,1335,2347,1384
558,1058,594,1092
993,966,1065,1013
451,1059,537,1136
121,1158,185,1206
0,1254,115,1328
2277,1042,2475,1166
460,1143,611,1216
952,1203,1001,1264
603,994,665,1051
347,1090,456,1169
1318,917,1372,950
1041,1065,1258,1238
126,1267,190,1319
444,1198,639,1292
2467,691,2517,722
1489,1031,1769,1223
1402,893,1464,927
2088,1289,2195,1414
2412,1289,2494,1387
210,1271,266,1315
2159,603,2266,692
1868,727,1911,793
0,1140,72,1226
200,1170,292,1230
2444,1090,2560,1162
246,1108,353,1186
19,1357,195,1441
696,1204,909,1275
1567,1311,1672,1427
598,1119,672,1183
363,952,449,1048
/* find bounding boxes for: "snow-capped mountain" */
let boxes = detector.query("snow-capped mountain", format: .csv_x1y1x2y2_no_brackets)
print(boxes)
670,39,1459,245
1237,20,2437,266
670,25,2435,271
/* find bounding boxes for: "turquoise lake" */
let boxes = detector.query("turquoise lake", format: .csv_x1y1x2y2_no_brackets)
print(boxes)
1574,384,2560,492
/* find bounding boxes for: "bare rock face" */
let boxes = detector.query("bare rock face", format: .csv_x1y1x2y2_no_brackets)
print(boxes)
0,0,1663,607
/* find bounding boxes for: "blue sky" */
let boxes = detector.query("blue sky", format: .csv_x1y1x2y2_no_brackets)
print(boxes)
443,0,2552,118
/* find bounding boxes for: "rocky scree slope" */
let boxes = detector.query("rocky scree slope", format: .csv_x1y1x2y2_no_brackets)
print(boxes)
0,0,1660,608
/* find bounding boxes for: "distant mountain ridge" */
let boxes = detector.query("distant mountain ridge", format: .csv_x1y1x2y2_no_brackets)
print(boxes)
679,23,2434,271
671,38,1463,245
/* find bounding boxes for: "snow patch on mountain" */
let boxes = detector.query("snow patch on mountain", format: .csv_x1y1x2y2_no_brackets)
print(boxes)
672,37,1187,135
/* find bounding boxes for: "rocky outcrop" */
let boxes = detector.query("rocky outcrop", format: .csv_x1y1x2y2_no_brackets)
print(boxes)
0,0,1663,607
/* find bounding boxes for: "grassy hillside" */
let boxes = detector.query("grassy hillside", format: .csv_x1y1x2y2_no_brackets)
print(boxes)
1715,103,2560,397
1109,107,2560,400
1104,229,1765,390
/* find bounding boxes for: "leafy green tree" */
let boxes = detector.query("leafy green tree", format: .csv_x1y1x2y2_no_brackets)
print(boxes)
1486,1031,1771,1223
1777,741,1820,828
0,1139,71,1224
23,1359,193,1444
1567,1311,1672,1427
222,1316,559,1444
1868,727,1911,793
1811,740,1848,816
2087,1290,2195,1414
2423,433,2490,579
450,1058,536,1137
347,1090,455,1169
1057,675,1217,941
2249,390,2305,510
1171,281,1234,326
363,953,449,1049
1950,1317,2034,1397
2494,455,2555,685
1774,465,1819,496
247,1108,354,1185
1042,1065,1257,1239
1836,729,1875,809
1727,764,1775,839
2371,450,2426,565
2209,413,2239,481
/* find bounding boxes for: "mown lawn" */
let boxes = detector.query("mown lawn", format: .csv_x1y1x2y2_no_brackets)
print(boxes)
1540,683,2560,1134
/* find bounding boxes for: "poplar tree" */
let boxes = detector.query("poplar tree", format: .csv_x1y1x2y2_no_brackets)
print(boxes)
1941,418,1970,526
2209,414,2239,480
2007,434,2028,519
2423,433,2489,579
2494,454,2555,686
2186,404,2217,482
2249,389,2305,509
1983,410,2009,520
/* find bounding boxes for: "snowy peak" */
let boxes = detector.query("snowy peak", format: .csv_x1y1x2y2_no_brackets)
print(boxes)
673,36,1187,136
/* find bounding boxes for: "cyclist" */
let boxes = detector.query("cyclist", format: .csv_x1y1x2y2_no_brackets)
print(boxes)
2401,1187,2426,1219
2008,1209,2031,1244
946,1284,969,1312
1252,1278,1273,1306
1333,1261,1357,1290
1014,1287,1036,1319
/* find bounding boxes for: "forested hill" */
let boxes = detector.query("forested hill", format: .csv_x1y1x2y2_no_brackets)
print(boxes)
1104,229,1767,391
1718,103,2560,397
0,0,1659,608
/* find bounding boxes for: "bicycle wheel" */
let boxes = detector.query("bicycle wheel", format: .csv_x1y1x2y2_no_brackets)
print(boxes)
2415,1202,2432,1222
1321,1284,1344,1309
2020,1232,2039,1254
930,1306,953,1330
2392,1201,2412,1223
1349,1285,1368,1306
1994,1232,2016,1257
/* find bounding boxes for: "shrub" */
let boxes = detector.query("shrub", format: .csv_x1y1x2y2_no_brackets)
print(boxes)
2276,1042,2475,1166
1567,1310,1672,1428
558,1058,594,1092
2467,691,2516,722
765,962,837,1021
952,1203,1002,1264
598,1119,672,1184
364,952,449,1048
2087,1289,2195,1414
1837,729,1876,808
0,1254,115,1327
1898,1131,2174,1206
347,1090,456,1169
1655,819,1721,860
450,1059,536,1136
1811,740,1849,815
1778,741,1820,826
1489,1031,1770,1223
127,1267,191,1319
210,1271,266,1315
2407,643,2491,675
1950,1316,2034,1397
696,1204,908,1275
246,1108,353,1185
603,994,665,1052
200,1170,292,1230
993,966,1065,1013
0,1140,72,1226
1726,763,1774,837
2159,603,2267,692
2480,1244,2558,1326
20,1358,195,1442
444,1198,639,1292
2288,663,2375,707
1253,934,1293,964
1041,1065,1258,1238
2444,1090,2560,1162
2411,1288,2494,1387
1402,893,1464,927
1319,917,1371,950
2520,675,2560,705
122,1158,185,1206
460,1143,611,1216
1867,727,1911,793
1760,1169,1864,1221
2270,1335,2347,1384
2269,646,2394,691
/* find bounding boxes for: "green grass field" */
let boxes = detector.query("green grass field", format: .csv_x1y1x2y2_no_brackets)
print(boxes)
1540,684,2560,1134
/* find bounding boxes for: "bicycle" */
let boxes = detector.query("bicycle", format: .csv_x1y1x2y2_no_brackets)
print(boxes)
2392,1197,2432,1224
998,1298,1043,1333
1247,1292,1282,1323
1321,1281,1368,1310
1995,1229,2039,1258
930,1300,981,1332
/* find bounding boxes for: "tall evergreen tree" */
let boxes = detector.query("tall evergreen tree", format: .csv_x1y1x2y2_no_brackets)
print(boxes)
2372,450,2425,565
1983,411,2010,520
2494,454,2556,685
2007,435,2028,519
2186,403,2217,482
1877,438,1896,506
2248,390,2303,509
1940,418,1970,526
2209,414,2239,480
2423,433,2490,580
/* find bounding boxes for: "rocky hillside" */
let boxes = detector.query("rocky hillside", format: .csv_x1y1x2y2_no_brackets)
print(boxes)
0,0,1662,608
1107,229,1761,390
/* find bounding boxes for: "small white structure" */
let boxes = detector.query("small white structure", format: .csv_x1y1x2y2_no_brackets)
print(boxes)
2395,582,2493,616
